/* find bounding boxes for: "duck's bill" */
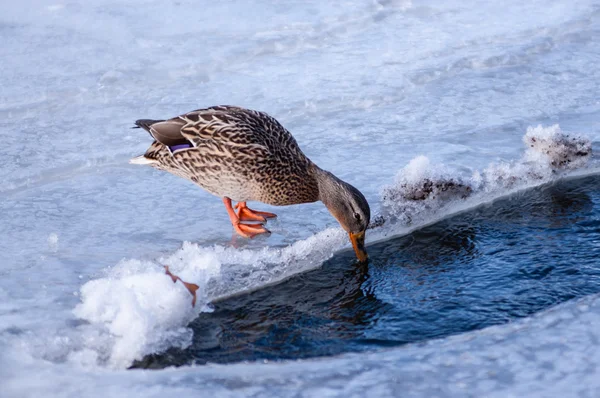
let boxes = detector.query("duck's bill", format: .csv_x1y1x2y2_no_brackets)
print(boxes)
349,231,368,263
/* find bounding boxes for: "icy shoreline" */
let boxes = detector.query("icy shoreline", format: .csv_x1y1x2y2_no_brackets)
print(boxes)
66,125,597,369
5,289,600,397
3,0,600,395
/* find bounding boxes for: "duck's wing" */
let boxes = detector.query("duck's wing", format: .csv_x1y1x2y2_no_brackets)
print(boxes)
135,106,307,163
135,106,266,147
134,118,188,147
178,106,302,154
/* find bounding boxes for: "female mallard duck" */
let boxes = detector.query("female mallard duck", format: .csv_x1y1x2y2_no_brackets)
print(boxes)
131,105,370,264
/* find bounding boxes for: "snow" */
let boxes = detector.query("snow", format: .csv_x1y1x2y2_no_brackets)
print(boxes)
2,0,600,396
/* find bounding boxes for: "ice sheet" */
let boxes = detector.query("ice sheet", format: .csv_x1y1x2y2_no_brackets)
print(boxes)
2,0,600,396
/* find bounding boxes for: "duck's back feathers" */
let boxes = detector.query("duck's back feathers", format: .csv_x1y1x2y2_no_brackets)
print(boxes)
175,106,303,156
132,106,320,205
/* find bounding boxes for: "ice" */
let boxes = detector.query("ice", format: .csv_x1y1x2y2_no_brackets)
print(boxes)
73,259,199,368
47,233,59,252
4,293,600,397
71,230,347,368
379,125,594,231
3,0,600,396
380,155,473,225
523,124,592,170
64,126,595,369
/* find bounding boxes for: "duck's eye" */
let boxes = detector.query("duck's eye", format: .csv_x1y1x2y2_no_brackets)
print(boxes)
354,213,361,221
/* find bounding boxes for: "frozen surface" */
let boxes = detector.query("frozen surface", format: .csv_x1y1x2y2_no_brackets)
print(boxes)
4,292,600,397
2,0,600,396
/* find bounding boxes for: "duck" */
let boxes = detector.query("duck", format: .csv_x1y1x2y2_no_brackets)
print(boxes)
130,106,370,297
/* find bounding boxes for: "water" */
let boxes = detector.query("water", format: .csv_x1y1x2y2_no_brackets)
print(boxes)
133,176,600,368
2,0,600,397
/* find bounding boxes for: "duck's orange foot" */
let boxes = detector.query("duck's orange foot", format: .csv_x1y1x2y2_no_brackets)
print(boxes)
164,265,199,307
235,202,277,223
234,221,271,238
223,198,273,238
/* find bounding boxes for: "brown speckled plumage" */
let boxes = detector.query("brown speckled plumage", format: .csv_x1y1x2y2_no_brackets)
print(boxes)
136,105,319,205
131,105,371,263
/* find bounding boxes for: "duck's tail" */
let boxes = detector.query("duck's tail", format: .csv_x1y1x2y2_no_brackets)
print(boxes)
129,155,158,165
130,119,165,165
133,119,164,132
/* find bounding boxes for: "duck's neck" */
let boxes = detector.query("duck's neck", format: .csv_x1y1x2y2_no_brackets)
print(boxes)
311,165,347,209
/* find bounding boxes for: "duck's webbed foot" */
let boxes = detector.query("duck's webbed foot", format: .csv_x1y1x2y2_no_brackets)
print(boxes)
223,197,272,238
164,265,199,307
233,221,271,238
234,202,277,223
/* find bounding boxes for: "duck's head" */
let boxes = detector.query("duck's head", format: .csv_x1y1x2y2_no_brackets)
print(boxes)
315,168,371,262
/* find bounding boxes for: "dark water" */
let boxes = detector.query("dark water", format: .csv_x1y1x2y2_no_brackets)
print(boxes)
133,175,600,369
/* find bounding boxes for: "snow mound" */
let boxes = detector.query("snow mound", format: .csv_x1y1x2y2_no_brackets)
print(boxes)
379,125,592,227
524,124,591,170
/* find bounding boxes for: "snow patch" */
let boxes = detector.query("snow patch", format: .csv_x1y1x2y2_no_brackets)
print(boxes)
47,233,59,252
523,124,591,170
72,247,221,368
71,231,346,367
380,125,592,227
